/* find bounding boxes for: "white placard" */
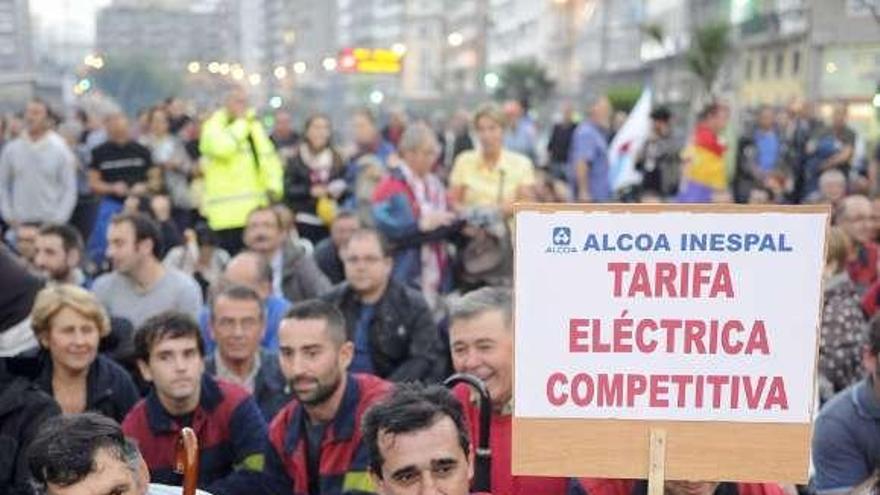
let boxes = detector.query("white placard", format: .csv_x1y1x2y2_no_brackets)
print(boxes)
514,209,827,423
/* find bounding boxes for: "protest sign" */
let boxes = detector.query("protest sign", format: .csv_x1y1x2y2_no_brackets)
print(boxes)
512,204,829,483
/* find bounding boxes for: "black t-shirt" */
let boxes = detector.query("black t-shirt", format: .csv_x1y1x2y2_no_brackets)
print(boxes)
304,419,325,495
90,141,153,194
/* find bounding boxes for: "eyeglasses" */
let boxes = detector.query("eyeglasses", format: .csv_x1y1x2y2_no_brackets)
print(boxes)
214,317,261,332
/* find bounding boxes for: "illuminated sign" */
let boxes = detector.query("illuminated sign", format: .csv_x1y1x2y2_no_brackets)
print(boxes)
338,47,402,74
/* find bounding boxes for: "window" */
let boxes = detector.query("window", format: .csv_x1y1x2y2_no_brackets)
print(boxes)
759,54,768,78
745,57,753,80
775,52,785,77
792,50,801,75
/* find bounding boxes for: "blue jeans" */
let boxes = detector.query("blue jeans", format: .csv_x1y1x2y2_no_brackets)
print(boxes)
87,197,123,268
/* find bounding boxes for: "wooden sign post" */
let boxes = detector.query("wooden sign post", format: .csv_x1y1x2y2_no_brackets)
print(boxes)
512,204,829,483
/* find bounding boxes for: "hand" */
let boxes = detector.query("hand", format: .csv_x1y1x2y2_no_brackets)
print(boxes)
111,182,129,197
327,179,347,198
310,184,328,198
418,211,456,232
130,183,148,196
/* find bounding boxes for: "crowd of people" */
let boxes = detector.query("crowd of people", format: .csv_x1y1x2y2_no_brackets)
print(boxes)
1,85,880,495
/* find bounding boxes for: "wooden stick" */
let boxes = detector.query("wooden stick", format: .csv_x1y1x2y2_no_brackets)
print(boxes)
648,429,667,495
174,427,199,495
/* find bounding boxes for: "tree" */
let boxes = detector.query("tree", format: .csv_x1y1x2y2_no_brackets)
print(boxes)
493,59,555,108
685,22,731,94
607,84,643,113
640,22,665,45
92,53,183,115
854,0,880,25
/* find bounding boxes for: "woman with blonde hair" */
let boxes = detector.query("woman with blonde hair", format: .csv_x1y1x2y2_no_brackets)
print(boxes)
31,284,139,421
449,103,535,217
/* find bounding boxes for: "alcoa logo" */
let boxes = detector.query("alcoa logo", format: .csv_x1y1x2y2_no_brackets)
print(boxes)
546,226,577,253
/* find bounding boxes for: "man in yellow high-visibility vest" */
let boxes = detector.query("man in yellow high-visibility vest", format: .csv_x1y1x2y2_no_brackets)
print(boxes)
199,87,283,254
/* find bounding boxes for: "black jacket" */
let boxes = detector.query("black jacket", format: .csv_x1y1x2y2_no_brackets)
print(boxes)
321,280,444,382
34,352,140,423
205,349,293,421
0,368,60,495
312,237,346,285
282,147,346,216
281,239,333,302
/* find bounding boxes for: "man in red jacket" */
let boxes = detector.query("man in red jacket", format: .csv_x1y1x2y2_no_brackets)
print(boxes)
363,382,491,495
448,287,569,495
261,299,392,495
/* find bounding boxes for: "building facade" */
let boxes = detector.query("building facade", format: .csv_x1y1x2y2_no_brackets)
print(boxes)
0,0,36,110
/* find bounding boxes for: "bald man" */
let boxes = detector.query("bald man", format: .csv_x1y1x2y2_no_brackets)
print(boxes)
198,251,293,353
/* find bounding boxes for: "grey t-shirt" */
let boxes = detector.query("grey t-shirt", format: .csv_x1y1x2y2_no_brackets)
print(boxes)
92,268,203,328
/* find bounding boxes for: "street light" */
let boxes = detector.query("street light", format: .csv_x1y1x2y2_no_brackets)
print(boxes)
187,61,200,74
293,61,307,75
447,32,464,47
369,90,384,105
219,63,230,76
269,96,283,109
483,72,500,90
248,73,262,86
391,43,407,56
208,62,220,74
274,66,288,80
231,67,245,80
322,57,338,72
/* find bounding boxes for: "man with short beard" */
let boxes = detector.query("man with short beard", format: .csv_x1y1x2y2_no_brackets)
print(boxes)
261,299,391,495
34,224,89,287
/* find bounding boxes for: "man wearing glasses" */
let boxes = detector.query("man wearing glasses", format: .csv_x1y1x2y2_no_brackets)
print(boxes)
205,283,292,421
321,228,444,382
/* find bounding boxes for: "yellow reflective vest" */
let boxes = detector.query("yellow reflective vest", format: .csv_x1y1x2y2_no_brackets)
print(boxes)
198,109,283,230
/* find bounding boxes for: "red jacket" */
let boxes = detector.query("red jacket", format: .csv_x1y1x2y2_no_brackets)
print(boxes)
848,241,878,290
453,385,569,495
262,373,391,495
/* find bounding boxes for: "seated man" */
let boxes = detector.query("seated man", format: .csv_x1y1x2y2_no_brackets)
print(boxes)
27,412,211,495
122,311,266,495
205,284,292,420
363,382,488,495
200,251,292,352
243,205,331,301
92,212,202,329
448,287,568,495
813,315,880,494
322,229,443,382
262,299,392,495
34,224,90,287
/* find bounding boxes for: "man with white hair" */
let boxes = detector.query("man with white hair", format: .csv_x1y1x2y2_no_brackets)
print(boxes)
810,169,847,206
371,123,460,305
